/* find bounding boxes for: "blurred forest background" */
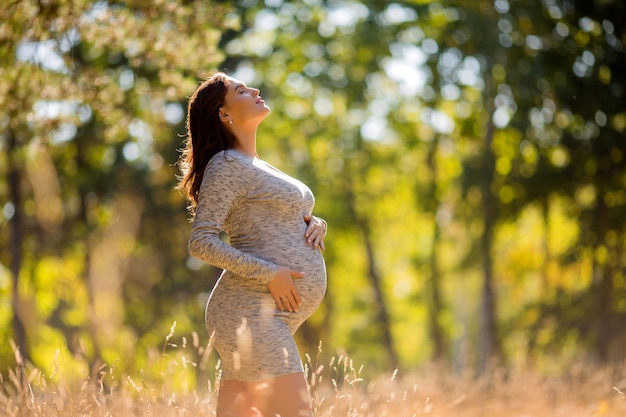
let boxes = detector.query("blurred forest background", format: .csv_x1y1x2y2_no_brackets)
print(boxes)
1,0,625,386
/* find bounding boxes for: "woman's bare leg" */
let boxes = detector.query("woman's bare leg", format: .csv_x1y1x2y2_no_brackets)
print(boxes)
248,372,313,417
216,379,262,417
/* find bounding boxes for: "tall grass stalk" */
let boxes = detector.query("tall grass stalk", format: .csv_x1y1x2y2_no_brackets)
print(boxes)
1,333,625,416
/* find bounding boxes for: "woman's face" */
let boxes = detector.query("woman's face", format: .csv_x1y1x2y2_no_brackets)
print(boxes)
219,76,270,126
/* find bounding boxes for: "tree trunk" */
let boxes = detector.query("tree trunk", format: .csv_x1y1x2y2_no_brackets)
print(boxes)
426,139,446,361
540,197,551,296
345,178,399,370
359,217,399,370
74,127,103,367
7,129,28,365
478,119,499,372
591,181,613,361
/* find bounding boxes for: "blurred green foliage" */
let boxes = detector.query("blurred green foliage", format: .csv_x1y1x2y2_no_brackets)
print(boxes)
1,0,625,383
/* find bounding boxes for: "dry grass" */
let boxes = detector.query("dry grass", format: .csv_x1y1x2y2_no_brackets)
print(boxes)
1,333,625,417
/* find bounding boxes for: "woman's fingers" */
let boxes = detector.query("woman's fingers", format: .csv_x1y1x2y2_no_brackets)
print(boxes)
303,215,326,250
303,215,315,239
269,267,304,312
308,229,325,249
278,290,300,312
290,282,303,307
287,270,304,310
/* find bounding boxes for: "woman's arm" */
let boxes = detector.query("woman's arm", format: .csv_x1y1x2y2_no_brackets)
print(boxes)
188,154,279,284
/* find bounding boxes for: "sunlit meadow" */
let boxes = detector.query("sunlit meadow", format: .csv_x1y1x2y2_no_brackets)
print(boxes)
1,323,625,417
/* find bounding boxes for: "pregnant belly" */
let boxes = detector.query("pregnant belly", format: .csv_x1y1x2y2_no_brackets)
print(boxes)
292,247,327,310
206,244,326,335
235,229,326,277
233,234,327,309
253,234,326,309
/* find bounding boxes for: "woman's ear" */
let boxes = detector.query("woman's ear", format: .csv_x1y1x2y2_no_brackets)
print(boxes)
218,108,230,124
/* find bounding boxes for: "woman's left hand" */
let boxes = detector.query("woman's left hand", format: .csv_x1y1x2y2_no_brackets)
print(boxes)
303,214,326,251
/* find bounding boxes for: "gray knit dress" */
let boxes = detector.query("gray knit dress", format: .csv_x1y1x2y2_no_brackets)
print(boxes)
188,149,327,381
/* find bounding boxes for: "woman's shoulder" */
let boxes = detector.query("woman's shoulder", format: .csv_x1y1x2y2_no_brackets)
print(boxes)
207,149,253,168
204,149,257,183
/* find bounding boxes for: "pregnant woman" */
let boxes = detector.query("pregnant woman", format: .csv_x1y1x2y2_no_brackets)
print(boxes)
177,72,327,417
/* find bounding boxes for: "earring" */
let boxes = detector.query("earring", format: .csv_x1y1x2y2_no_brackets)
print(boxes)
229,120,233,125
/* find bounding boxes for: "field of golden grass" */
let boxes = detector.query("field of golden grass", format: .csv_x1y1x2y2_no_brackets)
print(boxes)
1,335,624,417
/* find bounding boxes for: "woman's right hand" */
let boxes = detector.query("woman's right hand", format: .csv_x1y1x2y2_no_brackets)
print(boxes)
268,266,304,312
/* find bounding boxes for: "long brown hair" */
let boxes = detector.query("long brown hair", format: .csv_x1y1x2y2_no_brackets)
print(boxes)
177,72,236,215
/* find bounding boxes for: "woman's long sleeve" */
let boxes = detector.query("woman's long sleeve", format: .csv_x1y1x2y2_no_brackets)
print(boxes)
188,154,278,284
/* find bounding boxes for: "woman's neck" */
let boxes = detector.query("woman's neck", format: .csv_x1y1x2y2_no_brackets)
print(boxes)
231,125,259,158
